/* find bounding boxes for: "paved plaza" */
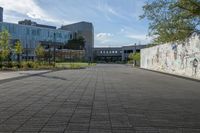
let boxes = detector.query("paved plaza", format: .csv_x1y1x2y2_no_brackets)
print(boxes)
0,64,200,133
0,70,51,81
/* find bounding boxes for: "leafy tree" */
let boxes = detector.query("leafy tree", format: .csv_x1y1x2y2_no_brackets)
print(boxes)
129,52,140,61
141,0,200,44
35,44,45,61
15,41,23,63
0,30,10,66
65,36,85,50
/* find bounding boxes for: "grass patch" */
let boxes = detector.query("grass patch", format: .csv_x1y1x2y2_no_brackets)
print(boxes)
0,61,96,71
55,62,96,69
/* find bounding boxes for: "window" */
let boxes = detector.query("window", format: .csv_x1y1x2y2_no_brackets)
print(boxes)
37,29,41,36
70,34,73,39
32,29,36,36
26,28,30,35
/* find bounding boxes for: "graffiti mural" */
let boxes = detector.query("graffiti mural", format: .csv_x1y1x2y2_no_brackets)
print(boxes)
141,33,200,79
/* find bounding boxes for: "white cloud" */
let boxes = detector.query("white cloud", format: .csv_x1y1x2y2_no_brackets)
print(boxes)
120,28,125,33
127,34,152,44
0,0,73,25
96,33,114,44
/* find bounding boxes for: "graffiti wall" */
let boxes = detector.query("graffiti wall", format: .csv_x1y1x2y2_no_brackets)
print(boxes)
141,33,200,79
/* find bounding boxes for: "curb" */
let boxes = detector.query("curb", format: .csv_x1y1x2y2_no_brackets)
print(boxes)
138,67,200,83
0,70,55,84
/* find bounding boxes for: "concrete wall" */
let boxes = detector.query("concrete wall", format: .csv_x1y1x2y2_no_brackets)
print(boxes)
141,33,200,79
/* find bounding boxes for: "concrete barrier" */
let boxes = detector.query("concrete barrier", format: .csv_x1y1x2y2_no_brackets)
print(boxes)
141,33,200,79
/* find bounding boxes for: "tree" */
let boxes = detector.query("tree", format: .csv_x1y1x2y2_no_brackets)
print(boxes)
65,36,85,50
129,52,140,61
128,52,140,66
15,41,23,63
0,30,10,66
35,44,45,61
141,0,200,44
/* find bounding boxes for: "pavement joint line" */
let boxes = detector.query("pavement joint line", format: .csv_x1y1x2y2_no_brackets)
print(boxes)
110,76,137,132
62,70,93,133
87,69,98,132
102,69,113,133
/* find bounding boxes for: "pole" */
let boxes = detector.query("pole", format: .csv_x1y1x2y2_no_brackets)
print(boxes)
26,36,28,61
48,44,50,65
134,43,136,66
53,33,56,67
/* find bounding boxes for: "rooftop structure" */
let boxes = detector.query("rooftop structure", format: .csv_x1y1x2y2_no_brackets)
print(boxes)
18,19,56,29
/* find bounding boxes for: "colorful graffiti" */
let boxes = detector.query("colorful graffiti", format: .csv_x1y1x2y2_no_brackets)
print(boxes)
141,33,200,79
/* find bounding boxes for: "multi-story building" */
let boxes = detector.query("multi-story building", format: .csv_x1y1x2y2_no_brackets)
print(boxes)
60,22,94,61
0,22,72,60
93,47,122,62
0,7,73,60
0,7,96,61
93,45,146,63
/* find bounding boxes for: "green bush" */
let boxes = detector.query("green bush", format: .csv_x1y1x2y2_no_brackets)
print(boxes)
20,61,38,69
4,62,14,68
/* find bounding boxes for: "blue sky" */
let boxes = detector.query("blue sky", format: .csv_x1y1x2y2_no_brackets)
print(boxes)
0,0,151,47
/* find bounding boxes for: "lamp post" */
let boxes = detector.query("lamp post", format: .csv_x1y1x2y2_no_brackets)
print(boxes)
48,43,50,65
26,35,28,61
53,33,56,67
134,43,137,66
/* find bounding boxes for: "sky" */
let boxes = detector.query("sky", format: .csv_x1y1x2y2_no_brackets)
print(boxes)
0,0,152,47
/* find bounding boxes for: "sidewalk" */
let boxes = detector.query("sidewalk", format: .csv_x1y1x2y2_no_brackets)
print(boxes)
0,70,51,81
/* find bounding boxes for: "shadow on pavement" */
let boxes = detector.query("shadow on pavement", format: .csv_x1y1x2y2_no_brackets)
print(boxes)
38,74,68,81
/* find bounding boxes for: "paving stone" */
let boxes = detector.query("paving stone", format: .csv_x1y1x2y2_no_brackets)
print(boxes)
0,64,199,132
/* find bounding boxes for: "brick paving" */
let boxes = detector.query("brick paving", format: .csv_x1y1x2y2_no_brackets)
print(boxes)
0,64,200,133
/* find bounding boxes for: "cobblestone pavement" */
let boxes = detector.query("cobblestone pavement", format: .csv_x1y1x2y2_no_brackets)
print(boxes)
0,64,200,133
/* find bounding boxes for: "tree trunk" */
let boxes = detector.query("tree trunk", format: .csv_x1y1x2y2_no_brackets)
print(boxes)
17,54,20,64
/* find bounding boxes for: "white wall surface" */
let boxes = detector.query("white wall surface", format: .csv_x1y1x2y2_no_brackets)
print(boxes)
141,33,200,79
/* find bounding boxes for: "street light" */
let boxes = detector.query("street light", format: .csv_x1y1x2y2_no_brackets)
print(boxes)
134,43,137,66
53,33,56,67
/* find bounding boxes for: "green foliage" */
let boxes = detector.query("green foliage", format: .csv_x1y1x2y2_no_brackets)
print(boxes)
141,0,200,44
129,53,140,61
66,36,85,50
15,41,23,54
20,61,53,69
35,44,45,60
133,53,140,61
56,62,96,69
0,30,10,61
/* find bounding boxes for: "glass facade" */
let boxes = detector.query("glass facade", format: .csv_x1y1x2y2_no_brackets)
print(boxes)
0,22,72,59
